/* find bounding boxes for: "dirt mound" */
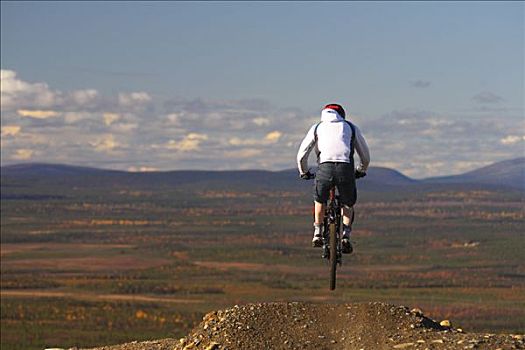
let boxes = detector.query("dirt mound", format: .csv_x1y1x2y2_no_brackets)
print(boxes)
85,302,524,350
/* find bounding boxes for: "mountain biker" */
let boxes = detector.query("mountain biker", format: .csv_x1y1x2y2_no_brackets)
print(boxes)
296,103,370,254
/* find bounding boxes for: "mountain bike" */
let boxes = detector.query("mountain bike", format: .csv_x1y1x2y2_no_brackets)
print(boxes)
304,170,365,291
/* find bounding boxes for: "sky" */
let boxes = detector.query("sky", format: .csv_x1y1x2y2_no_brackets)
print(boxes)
1,1,524,178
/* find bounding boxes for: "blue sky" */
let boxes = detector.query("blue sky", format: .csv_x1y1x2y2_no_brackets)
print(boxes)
1,1,523,177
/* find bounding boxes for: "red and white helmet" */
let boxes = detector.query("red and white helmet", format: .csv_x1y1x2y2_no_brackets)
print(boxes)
323,103,346,119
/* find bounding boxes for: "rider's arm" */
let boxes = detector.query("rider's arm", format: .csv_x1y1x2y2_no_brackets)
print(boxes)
297,125,317,175
354,125,370,172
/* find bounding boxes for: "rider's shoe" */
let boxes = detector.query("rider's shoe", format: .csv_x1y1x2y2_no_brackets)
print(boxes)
342,237,353,254
312,234,323,247
312,224,323,247
342,225,353,254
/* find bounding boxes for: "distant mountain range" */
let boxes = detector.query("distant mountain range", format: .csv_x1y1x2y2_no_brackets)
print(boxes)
1,157,524,192
422,158,525,188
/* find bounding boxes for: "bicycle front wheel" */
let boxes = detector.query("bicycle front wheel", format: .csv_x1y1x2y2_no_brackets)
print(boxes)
329,222,337,290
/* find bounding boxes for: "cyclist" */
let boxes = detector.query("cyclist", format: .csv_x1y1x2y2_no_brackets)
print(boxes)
297,103,370,253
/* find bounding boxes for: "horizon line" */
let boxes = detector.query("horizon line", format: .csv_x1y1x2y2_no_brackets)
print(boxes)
2,157,523,180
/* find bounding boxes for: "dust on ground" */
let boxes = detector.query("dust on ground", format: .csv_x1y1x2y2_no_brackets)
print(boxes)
81,302,524,350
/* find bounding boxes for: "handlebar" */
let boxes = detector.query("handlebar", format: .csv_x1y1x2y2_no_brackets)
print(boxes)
300,172,315,180
355,170,367,179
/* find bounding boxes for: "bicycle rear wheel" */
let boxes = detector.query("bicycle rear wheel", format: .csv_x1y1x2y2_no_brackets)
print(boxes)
329,223,337,290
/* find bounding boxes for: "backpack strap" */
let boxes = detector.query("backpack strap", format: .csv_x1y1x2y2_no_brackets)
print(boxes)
313,121,322,161
344,120,356,159
313,121,322,142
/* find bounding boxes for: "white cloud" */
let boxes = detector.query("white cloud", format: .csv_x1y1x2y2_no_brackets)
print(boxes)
423,161,446,172
63,112,93,124
128,166,159,172
223,149,262,158
1,125,21,137
90,134,120,152
264,131,282,143
397,119,413,125
164,133,208,151
451,161,492,174
228,131,282,146
472,91,504,104
427,118,454,127
500,135,525,145
359,109,525,178
12,149,34,160
1,70,58,109
17,109,59,119
165,113,181,125
228,137,258,146
71,89,98,105
373,161,403,169
252,117,270,126
163,98,299,132
2,70,522,176
103,113,120,126
118,92,152,106
111,123,138,133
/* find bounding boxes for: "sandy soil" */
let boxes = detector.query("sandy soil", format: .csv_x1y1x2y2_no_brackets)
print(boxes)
82,302,525,350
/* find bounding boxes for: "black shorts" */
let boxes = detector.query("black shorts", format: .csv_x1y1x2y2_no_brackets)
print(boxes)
314,162,357,207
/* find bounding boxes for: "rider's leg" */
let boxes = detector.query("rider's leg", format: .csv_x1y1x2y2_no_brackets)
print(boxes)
341,205,354,237
312,201,325,246
341,205,354,254
314,201,325,225
333,162,356,254
312,163,333,246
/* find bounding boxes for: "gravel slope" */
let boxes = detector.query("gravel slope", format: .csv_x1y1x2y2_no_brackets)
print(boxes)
84,302,524,350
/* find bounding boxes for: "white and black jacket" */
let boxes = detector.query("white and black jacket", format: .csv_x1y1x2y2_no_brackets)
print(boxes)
297,108,370,175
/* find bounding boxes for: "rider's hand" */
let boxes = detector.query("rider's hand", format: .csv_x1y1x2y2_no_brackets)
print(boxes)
300,171,314,180
355,170,367,179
